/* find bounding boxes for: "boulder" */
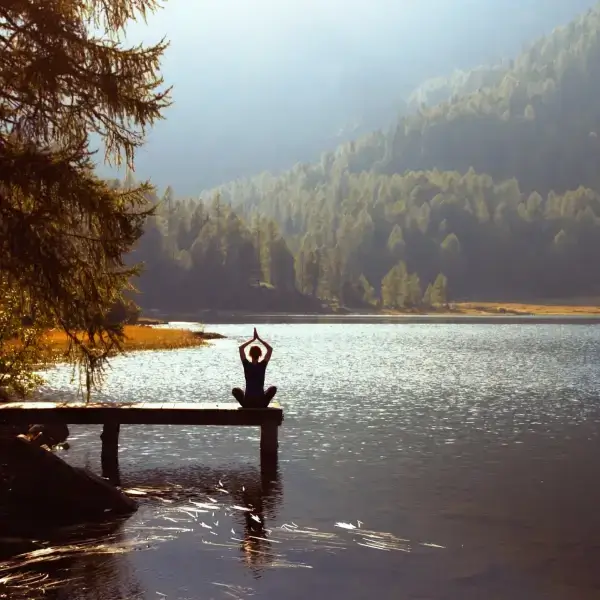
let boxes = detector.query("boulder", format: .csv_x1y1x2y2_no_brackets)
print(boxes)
0,437,137,522
27,423,70,448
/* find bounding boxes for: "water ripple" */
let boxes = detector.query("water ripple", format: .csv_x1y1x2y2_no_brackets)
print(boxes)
13,323,600,599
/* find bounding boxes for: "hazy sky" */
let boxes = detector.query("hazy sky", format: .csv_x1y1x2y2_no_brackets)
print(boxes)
123,0,596,103
102,0,597,193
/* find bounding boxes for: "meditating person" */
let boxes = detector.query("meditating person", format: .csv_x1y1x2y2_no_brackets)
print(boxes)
232,328,277,408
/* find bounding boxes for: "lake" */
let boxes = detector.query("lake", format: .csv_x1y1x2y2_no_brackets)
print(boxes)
4,322,600,600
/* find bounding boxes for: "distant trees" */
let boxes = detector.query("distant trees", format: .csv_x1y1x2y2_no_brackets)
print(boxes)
132,164,600,313
128,193,310,312
0,1,170,397
131,163,600,313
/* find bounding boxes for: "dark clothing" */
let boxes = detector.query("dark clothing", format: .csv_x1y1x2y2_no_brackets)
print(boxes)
242,358,267,397
232,386,277,408
233,357,276,408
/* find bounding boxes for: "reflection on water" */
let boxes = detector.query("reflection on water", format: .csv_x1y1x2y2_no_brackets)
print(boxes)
5,323,600,598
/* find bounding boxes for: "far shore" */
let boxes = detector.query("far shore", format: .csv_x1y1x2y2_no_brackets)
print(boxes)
139,300,600,325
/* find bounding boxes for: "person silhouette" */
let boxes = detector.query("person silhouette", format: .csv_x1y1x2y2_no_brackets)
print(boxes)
232,328,277,408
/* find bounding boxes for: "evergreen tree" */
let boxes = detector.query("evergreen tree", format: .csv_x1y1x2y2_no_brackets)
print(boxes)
406,273,423,307
358,274,377,306
0,0,171,397
422,284,433,307
381,262,408,309
431,274,449,305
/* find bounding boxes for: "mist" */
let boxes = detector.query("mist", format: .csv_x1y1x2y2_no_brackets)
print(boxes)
104,0,597,194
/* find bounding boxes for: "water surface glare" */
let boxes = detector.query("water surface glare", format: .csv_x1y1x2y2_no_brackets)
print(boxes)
5,323,600,599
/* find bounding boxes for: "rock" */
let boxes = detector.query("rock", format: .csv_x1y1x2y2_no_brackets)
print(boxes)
0,437,137,522
27,423,69,448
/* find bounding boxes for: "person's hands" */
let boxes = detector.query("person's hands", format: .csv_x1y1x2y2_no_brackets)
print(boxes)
253,327,258,340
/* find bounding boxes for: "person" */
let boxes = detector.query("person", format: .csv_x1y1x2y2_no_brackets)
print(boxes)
232,328,277,408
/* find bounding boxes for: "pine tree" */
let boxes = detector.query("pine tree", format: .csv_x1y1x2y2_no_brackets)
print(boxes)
441,233,461,258
306,250,321,296
358,274,377,305
381,262,408,308
422,284,433,307
0,1,171,398
406,273,422,307
431,274,449,305
386,224,406,258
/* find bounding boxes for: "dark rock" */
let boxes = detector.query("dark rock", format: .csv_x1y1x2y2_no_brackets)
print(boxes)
198,331,226,340
0,437,137,522
27,423,69,448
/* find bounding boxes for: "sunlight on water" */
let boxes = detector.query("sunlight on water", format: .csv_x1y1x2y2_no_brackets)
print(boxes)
7,323,600,599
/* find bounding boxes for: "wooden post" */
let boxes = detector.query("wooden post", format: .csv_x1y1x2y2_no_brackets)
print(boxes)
260,422,278,457
100,423,121,486
260,449,279,490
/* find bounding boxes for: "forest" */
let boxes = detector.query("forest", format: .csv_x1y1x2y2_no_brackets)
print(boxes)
130,3,600,313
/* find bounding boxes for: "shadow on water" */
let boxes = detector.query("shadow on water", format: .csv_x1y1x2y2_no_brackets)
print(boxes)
0,456,283,598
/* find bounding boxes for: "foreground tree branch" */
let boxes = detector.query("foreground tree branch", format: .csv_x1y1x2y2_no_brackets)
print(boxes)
0,0,172,399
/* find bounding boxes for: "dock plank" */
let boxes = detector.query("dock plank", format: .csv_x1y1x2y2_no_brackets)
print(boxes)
0,401,283,427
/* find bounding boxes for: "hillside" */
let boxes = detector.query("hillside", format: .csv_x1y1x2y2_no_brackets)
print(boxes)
213,3,600,201
130,3,600,313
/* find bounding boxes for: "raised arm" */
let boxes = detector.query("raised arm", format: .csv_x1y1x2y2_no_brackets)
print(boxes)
238,334,255,362
255,331,273,363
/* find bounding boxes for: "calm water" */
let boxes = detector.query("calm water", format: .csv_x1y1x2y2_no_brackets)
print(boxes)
4,323,600,599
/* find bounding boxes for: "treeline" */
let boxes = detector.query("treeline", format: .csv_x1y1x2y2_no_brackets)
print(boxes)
202,170,600,304
374,7,600,197
373,4,600,197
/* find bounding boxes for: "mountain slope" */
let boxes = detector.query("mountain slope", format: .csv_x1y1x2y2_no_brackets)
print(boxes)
373,6,600,195
209,3,600,207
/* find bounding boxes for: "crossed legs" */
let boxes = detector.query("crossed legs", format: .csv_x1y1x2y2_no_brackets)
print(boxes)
232,386,277,408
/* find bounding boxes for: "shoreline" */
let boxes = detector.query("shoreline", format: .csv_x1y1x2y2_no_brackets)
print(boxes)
140,301,600,326
186,315,600,325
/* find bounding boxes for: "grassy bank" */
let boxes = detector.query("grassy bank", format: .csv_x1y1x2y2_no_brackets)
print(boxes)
379,301,600,317
41,325,213,357
452,302,600,316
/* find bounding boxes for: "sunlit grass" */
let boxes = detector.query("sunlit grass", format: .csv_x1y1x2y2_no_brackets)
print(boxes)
454,302,600,315
41,325,207,357
382,301,600,316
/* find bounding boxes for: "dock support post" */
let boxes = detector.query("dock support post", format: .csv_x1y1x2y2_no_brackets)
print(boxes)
100,423,121,486
260,422,278,457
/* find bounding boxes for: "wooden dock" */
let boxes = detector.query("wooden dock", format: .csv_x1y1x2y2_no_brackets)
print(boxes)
0,401,284,483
